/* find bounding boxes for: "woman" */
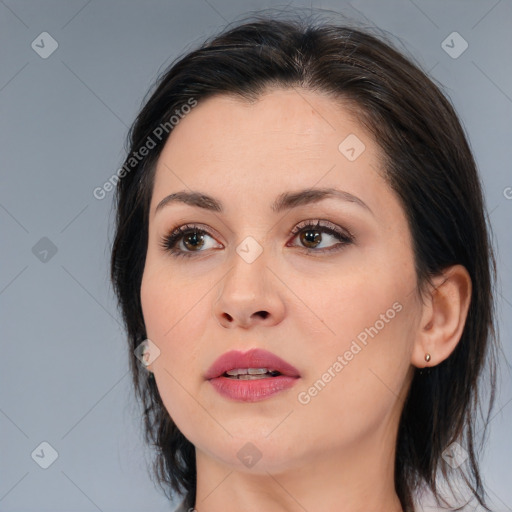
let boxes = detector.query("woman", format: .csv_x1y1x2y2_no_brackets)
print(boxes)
110,12,499,512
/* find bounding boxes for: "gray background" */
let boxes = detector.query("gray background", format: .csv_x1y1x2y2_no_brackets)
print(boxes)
1,1,511,511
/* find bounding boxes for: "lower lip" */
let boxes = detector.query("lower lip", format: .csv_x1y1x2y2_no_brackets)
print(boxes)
208,375,299,402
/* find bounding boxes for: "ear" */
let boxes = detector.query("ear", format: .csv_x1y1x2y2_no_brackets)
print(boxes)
412,264,472,368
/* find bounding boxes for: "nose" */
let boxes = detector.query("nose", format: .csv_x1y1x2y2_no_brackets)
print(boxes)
212,249,286,329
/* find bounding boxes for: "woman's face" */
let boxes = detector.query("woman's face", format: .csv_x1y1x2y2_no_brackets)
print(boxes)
140,89,422,474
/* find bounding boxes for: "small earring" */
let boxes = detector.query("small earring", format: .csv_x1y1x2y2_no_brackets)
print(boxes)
425,353,431,363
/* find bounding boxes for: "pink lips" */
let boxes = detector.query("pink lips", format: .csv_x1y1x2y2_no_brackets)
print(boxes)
204,348,300,402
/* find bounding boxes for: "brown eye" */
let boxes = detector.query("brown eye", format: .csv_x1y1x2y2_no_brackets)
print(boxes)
299,229,323,249
289,220,354,254
160,224,221,259
182,230,206,251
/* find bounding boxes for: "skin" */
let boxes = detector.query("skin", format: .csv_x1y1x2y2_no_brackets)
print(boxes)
140,88,471,512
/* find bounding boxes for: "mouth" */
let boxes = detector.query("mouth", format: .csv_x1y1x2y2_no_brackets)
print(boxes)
204,348,300,402
204,348,301,380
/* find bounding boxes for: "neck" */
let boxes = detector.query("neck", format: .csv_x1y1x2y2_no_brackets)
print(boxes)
193,429,404,512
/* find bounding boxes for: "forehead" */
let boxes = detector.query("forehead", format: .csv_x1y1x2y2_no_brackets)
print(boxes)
151,88,391,218
160,88,368,161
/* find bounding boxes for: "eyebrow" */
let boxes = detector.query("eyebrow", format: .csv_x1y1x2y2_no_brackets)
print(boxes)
154,187,373,216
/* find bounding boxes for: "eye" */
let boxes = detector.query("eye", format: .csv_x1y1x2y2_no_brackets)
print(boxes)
159,224,222,259
287,219,354,255
160,220,354,259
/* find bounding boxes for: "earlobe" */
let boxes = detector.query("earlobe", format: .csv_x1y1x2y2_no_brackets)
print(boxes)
412,264,472,369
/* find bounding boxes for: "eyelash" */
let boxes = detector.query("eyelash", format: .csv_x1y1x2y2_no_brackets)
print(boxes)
159,220,355,259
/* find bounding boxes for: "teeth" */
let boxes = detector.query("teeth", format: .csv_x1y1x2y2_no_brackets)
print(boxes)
226,368,248,376
224,368,282,379
225,368,272,376
248,368,270,375
237,374,270,380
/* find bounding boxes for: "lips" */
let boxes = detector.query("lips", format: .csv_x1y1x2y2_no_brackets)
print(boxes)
204,348,300,380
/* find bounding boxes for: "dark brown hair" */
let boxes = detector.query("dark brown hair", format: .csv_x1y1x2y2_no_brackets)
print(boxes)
110,10,499,511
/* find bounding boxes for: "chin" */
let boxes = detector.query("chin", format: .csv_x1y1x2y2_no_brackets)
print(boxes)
195,429,303,474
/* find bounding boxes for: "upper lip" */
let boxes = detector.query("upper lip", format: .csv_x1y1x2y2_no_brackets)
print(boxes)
204,348,301,380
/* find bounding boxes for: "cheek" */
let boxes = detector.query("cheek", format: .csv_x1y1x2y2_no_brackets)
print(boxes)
140,267,211,430
293,292,416,449
295,253,417,412
141,267,207,357
307,246,415,354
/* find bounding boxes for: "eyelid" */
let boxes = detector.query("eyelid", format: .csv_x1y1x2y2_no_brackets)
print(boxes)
289,219,354,240
165,222,223,243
